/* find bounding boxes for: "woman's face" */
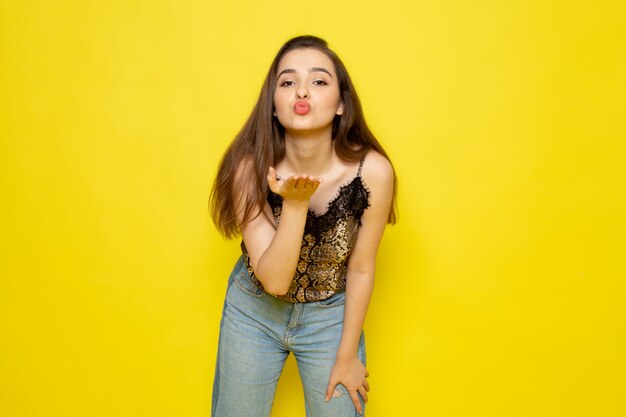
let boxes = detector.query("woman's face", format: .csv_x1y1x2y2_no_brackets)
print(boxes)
273,48,343,135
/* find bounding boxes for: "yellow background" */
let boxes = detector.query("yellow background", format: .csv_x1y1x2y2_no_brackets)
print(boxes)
1,1,625,416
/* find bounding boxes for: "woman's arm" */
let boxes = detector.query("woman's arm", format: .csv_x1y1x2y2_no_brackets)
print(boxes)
325,151,395,414
236,161,321,295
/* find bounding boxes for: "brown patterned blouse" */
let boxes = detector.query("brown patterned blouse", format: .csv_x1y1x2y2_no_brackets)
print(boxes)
241,157,371,303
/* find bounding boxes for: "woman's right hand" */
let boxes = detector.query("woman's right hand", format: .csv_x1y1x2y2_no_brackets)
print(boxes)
267,166,322,202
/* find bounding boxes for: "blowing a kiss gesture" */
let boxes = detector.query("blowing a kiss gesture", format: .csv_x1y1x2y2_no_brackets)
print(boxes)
267,166,323,203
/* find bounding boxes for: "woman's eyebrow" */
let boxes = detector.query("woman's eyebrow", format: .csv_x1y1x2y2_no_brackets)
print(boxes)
309,67,333,77
277,67,334,78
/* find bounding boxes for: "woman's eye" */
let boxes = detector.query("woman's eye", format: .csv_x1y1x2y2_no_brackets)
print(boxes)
312,80,327,86
280,80,295,87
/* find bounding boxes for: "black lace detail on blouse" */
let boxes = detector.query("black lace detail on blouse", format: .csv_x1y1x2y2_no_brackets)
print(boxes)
241,157,371,303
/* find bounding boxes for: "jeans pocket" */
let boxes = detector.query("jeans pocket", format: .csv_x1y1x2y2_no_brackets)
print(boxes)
314,291,346,309
233,270,265,298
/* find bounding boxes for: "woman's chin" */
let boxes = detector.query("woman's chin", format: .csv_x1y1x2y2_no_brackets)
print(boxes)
283,122,334,137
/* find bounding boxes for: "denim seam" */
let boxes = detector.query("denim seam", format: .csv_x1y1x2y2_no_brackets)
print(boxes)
314,298,346,309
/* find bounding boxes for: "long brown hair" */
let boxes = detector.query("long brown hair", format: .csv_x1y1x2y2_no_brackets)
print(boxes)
210,35,398,238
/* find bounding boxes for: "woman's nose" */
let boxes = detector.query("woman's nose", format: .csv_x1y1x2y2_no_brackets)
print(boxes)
296,85,309,99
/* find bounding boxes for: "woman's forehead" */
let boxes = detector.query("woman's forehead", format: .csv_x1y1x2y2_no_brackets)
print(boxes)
277,48,336,75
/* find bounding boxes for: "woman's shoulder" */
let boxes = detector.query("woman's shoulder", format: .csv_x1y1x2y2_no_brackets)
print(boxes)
360,150,393,182
235,154,255,172
355,150,396,224
233,154,257,184
232,154,261,208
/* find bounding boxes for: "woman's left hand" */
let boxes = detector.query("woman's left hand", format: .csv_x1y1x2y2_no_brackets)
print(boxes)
325,355,370,415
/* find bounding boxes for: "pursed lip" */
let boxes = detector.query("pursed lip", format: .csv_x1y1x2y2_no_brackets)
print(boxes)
293,100,311,115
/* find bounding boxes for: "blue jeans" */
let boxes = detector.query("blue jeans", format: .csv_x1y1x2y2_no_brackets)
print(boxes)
211,256,367,417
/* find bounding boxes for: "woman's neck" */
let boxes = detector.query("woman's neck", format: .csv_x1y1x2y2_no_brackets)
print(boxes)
283,130,335,176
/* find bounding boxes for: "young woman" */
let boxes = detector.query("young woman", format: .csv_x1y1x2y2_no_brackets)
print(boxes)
209,35,397,417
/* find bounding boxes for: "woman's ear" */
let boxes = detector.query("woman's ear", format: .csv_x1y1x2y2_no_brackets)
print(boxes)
336,102,344,116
